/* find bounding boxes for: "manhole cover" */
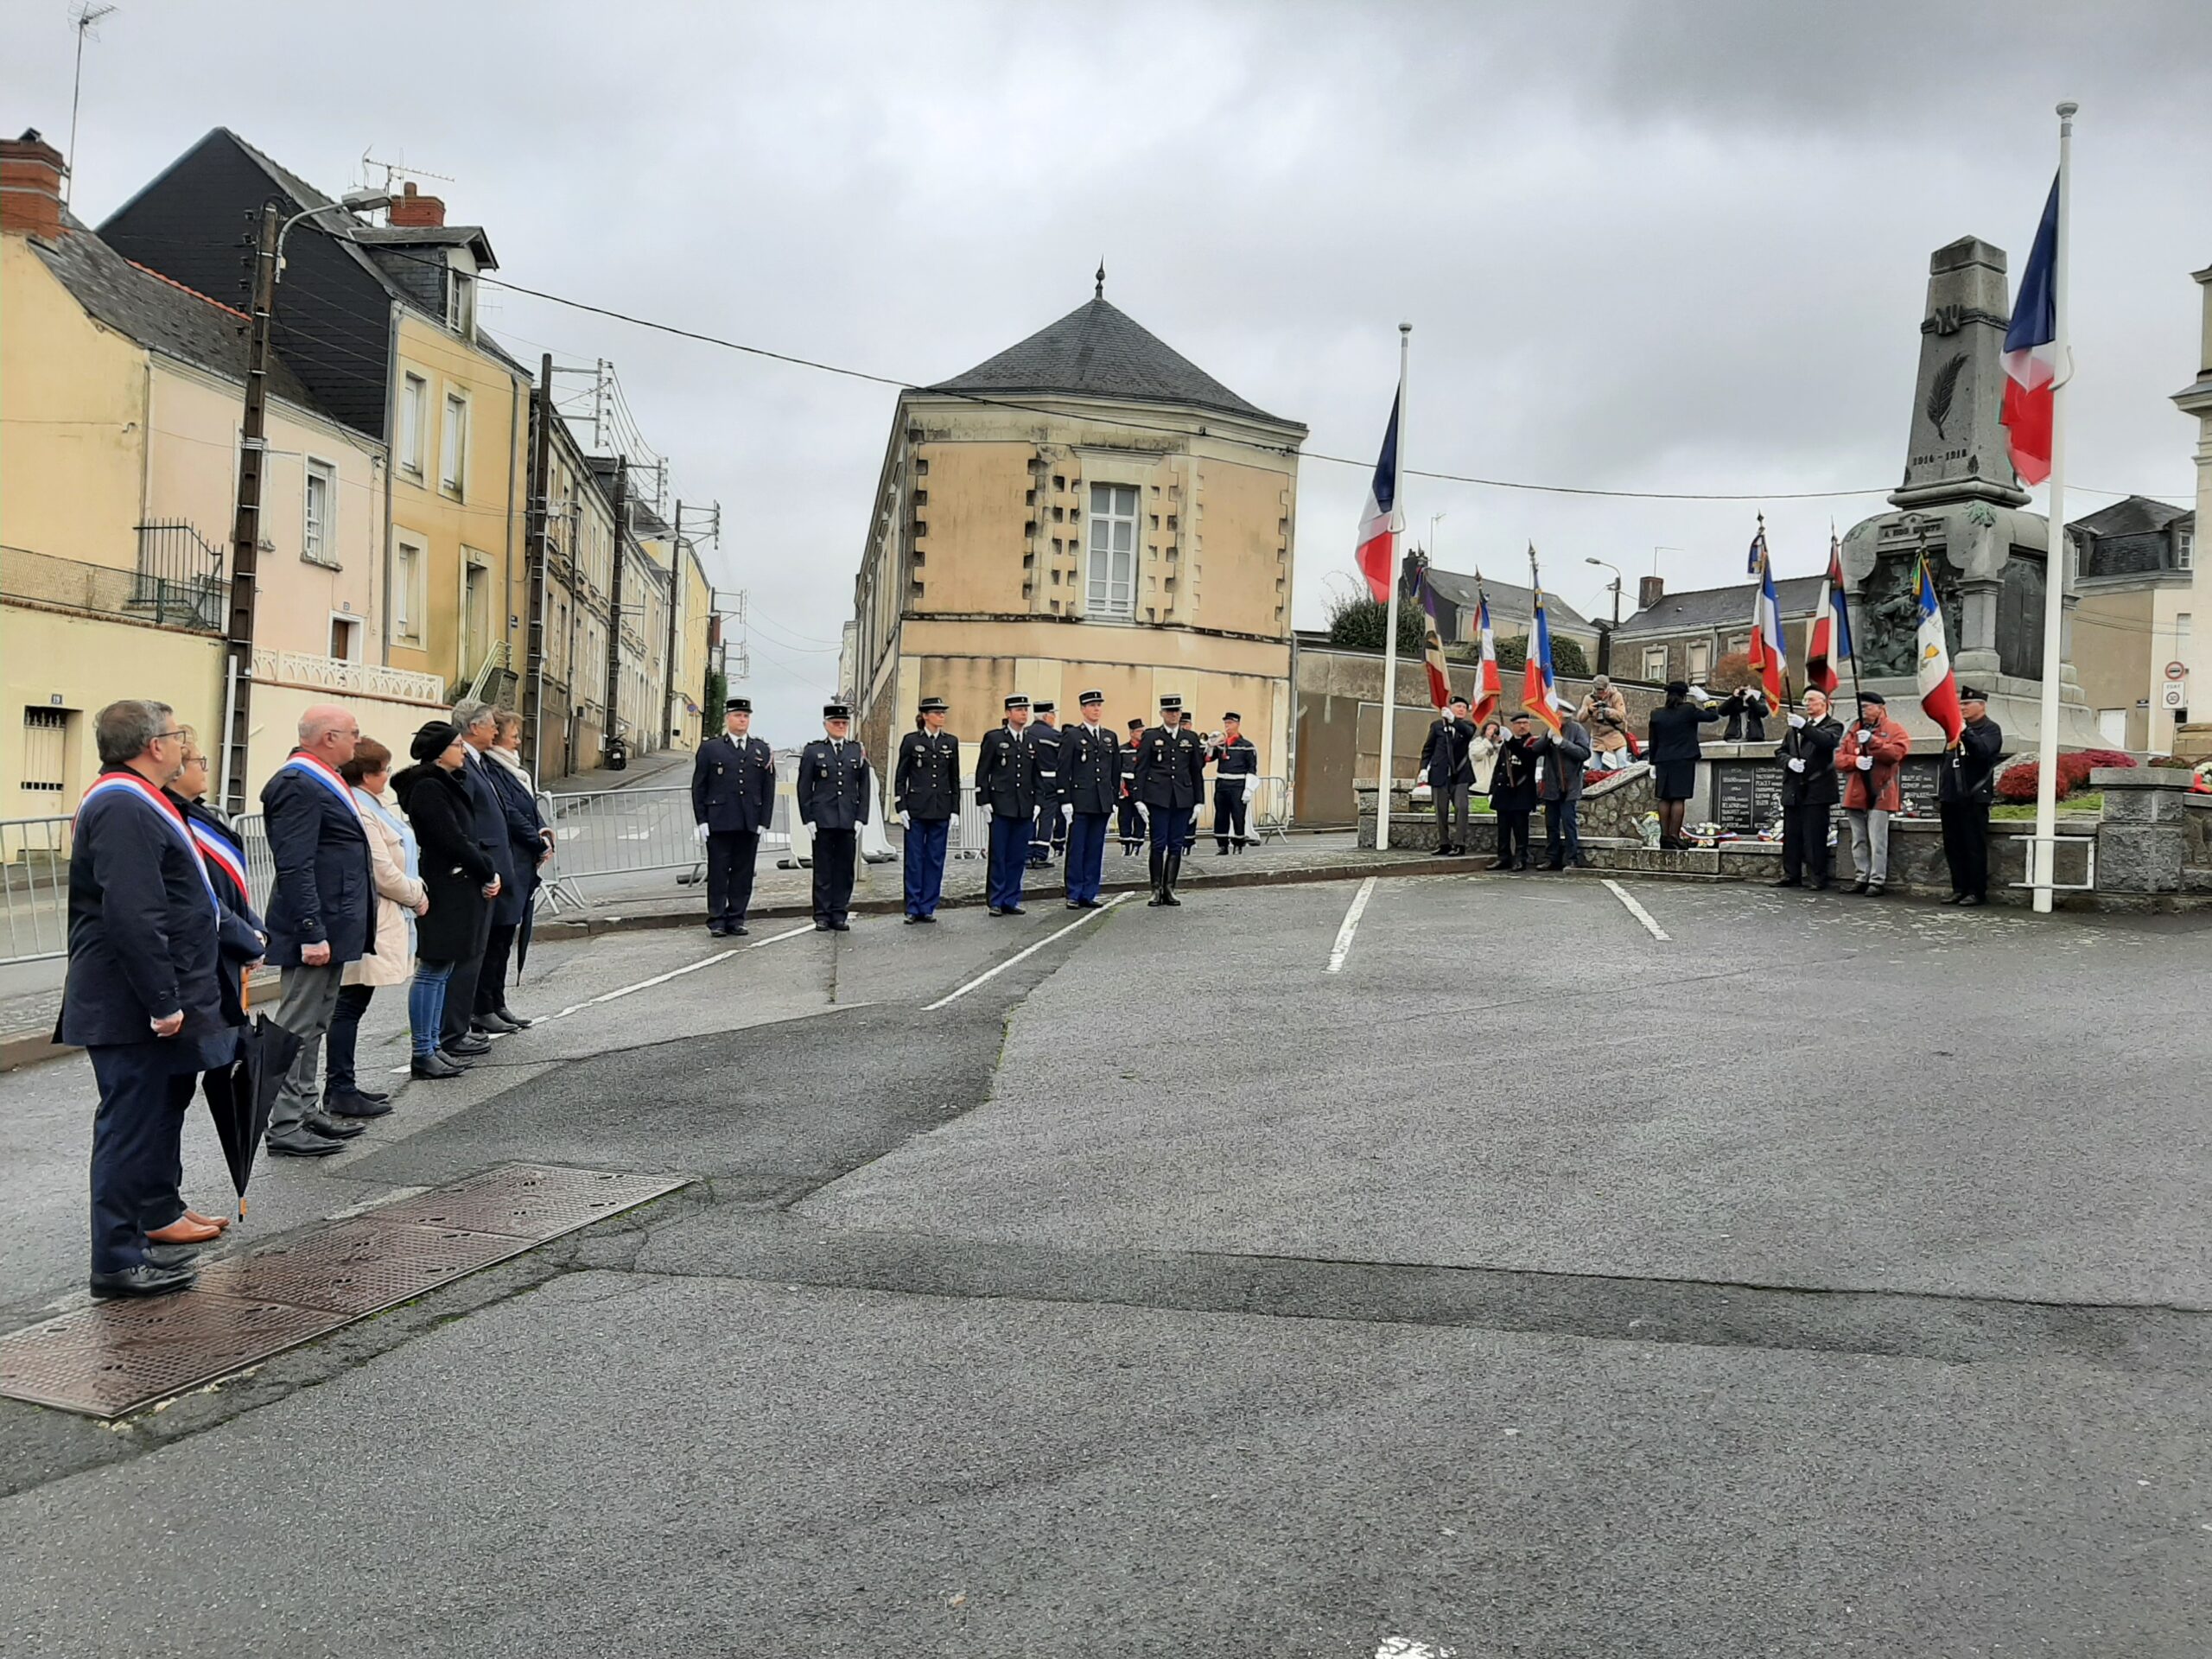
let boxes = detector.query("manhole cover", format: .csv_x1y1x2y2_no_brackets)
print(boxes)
0,1163,688,1419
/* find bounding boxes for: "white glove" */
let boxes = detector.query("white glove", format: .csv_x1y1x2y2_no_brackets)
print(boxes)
1787,713,1806,729
1856,753,1873,772
898,810,910,830
694,823,710,844
950,814,960,830
1688,684,1709,703
1061,803,1074,823
1788,758,1806,772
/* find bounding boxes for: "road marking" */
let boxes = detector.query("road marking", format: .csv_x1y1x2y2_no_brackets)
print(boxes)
1325,876,1377,973
922,893,1130,1010
1602,878,1670,941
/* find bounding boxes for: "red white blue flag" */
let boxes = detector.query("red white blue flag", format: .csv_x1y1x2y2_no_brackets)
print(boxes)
1746,522,1788,708
1523,553,1566,734
1805,530,1851,695
2001,175,2059,486
1916,556,1964,744
1470,585,1503,725
1353,391,1402,604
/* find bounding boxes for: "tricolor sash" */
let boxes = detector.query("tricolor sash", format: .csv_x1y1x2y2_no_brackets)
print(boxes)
188,818,250,901
75,772,220,918
281,751,355,810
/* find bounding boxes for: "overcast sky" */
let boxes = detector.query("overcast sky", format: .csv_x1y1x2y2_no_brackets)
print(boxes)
10,0,2211,734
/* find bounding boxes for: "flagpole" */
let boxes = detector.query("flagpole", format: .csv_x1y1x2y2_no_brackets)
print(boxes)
2031,101,2076,915
1376,322,1410,852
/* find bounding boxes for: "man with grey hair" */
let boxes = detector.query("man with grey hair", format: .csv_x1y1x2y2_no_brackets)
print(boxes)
441,699,518,1055
260,702,372,1155
63,701,237,1295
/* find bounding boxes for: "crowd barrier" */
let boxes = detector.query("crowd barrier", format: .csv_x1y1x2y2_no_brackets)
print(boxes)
0,817,71,963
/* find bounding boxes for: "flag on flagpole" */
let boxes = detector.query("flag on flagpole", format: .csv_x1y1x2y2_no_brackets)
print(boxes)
2000,174,2060,486
1523,551,1566,735
1805,529,1852,696
1745,524,1788,708
1353,392,1402,604
1409,559,1452,709
1470,582,1503,724
1915,556,1964,743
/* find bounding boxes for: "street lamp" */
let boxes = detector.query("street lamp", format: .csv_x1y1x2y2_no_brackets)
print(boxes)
1586,556,1624,676
277,188,390,270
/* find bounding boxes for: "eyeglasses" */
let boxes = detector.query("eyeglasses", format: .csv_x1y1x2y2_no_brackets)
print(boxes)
151,729,184,742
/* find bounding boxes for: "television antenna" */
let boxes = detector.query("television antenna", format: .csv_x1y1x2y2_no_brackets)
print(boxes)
359,149,457,199
65,3,118,205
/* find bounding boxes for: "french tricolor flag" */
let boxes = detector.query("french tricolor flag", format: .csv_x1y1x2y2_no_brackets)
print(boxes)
1470,587,1503,725
1745,524,1788,708
1916,556,1964,744
1805,531,1852,696
2000,175,2059,486
1353,392,1402,604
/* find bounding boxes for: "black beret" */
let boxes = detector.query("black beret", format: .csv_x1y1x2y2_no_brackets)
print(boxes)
410,720,461,761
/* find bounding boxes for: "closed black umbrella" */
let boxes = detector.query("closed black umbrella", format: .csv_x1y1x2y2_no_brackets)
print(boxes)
200,1014,300,1220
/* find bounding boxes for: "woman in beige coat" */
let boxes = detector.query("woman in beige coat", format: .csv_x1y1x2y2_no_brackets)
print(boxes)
323,737,429,1118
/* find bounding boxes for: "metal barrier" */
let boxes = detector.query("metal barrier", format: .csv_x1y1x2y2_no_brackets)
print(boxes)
0,817,72,963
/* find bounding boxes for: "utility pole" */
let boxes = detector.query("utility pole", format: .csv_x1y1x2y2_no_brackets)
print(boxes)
603,459,627,756
220,200,280,814
522,353,555,774
664,503,687,749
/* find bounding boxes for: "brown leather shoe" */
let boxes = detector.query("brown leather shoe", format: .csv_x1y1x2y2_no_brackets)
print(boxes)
147,1216,222,1246
183,1209,232,1232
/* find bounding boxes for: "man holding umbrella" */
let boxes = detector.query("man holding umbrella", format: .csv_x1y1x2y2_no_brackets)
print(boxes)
60,701,239,1299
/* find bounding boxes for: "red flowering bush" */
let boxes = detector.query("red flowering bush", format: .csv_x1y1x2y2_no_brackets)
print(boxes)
2075,748,2137,771
1997,752,2105,802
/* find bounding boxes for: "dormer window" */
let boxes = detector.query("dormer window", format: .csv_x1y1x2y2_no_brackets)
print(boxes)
2179,527,2195,572
447,267,476,340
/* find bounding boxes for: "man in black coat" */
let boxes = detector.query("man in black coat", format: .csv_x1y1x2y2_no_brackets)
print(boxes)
60,700,235,1298
1206,711,1261,855
1056,690,1122,907
1939,687,2005,906
1773,688,1845,889
442,700,518,1058
797,702,872,930
260,702,373,1156
894,696,960,924
1535,714,1593,870
1027,702,1064,868
974,694,1039,914
692,696,777,937
1133,693,1206,906
1487,712,1541,871
1420,696,1478,855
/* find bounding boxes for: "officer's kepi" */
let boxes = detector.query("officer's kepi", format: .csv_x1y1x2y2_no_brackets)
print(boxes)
725,696,751,713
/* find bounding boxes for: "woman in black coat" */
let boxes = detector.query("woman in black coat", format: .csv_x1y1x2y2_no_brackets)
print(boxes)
392,721,500,1080
1644,681,1722,849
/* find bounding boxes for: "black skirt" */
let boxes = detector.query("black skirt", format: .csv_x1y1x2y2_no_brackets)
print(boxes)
1654,760,1698,802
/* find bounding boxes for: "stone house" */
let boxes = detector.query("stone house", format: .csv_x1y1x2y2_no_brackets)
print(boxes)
2066,494,2195,750
1611,573,1824,689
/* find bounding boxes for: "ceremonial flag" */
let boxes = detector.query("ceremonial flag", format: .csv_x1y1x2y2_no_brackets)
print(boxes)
1805,530,1852,695
1745,524,1788,708
1417,582,1451,710
1915,556,1964,744
1470,583,1503,724
1522,550,1566,735
1353,391,1402,604
2000,174,2059,486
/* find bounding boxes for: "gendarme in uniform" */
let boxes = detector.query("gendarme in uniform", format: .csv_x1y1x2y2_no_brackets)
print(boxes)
797,702,870,931
1133,694,1205,906
690,696,775,937
894,695,960,924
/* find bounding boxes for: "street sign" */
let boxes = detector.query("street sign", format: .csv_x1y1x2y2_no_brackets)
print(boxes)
2166,660,2189,681
2161,682,2188,710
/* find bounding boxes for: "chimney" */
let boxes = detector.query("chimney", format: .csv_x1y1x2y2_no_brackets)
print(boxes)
1,128,67,238
1637,574,1665,611
388,180,446,229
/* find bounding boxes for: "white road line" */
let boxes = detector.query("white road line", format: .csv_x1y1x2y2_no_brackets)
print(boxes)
1325,876,1378,973
922,893,1131,1011
1602,878,1670,941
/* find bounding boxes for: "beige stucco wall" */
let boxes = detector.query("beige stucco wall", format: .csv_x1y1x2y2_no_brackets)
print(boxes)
2074,583,2188,750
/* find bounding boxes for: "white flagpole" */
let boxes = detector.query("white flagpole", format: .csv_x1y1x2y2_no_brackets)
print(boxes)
1376,322,1410,852
2031,101,2076,915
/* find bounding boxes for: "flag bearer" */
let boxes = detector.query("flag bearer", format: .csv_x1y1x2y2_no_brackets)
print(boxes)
1938,687,2005,907
894,696,960,924
975,694,1039,915
797,703,871,931
1134,693,1206,906
1057,690,1120,909
691,696,776,938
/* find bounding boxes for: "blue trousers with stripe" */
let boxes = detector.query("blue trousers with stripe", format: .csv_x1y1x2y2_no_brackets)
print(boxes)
1064,811,1109,904
903,817,949,917
987,813,1028,910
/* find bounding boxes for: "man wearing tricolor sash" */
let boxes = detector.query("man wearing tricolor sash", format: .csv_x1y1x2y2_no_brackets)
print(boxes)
59,701,237,1299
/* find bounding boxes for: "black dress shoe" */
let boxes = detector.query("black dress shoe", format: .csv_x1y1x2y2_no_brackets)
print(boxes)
1161,893,1181,906
831,920,850,931
90,1262,197,1300
265,1128,345,1158
303,1112,365,1141
1865,881,1886,897
728,924,748,937
1849,877,1871,893
346,1084,391,1106
447,1034,492,1057
905,914,920,925
410,1052,464,1080
1812,880,1832,891
1005,905,1025,916
708,924,728,938
814,921,832,931
916,913,937,924
433,1046,475,1070
987,906,1006,917
1942,893,1966,905
1957,893,1986,907
1078,899,1104,909
1487,858,1510,871
143,1243,208,1269
1770,878,1802,888
495,1007,535,1029
473,1012,520,1036
325,1088,393,1119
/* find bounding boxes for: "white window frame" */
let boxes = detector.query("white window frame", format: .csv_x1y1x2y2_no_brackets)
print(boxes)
1642,645,1668,682
399,373,427,475
447,268,476,340
2179,529,2195,571
1686,639,1712,681
1084,481,1139,620
391,534,425,644
441,389,469,497
302,454,338,566
327,611,363,663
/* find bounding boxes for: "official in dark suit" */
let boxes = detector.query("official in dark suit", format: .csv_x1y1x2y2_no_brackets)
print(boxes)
974,694,1039,914
1056,690,1121,908
60,701,238,1298
260,702,373,1155
442,700,518,1058
1116,718,1145,854
1420,697,1478,855
1487,714,1541,870
1773,689,1845,889
691,696,777,936
1028,702,1064,868
1535,715,1593,870
798,702,871,930
1207,711,1261,855
1134,693,1206,906
475,709,550,1032
1939,687,2005,906
393,722,500,1080
894,696,960,923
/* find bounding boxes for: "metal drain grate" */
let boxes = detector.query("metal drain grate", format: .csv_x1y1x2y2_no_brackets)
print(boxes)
0,1163,686,1419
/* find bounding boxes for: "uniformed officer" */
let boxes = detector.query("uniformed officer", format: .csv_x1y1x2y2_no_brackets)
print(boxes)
1938,686,2005,907
1056,690,1120,909
1206,711,1260,855
894,695,960,924
1134,693,1205,906
1116,717,1145,854
1028,701,1063,868
690,696,776,937
1174,712,1201,854
797,702,871,931
975,693,1039,915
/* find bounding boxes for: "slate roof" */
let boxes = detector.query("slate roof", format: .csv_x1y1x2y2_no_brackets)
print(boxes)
30,214,317,407
1420,566,1593,630
927,296,1301,431
352,224,499,266
1615,574,1825,638
2067,494,2191,538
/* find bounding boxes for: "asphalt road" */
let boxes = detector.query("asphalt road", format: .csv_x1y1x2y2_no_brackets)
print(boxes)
2,872,2208,1657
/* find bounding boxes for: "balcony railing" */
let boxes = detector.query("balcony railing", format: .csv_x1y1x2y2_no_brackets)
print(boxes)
249,647,448,705
3,543,226,632
134,520,227,628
